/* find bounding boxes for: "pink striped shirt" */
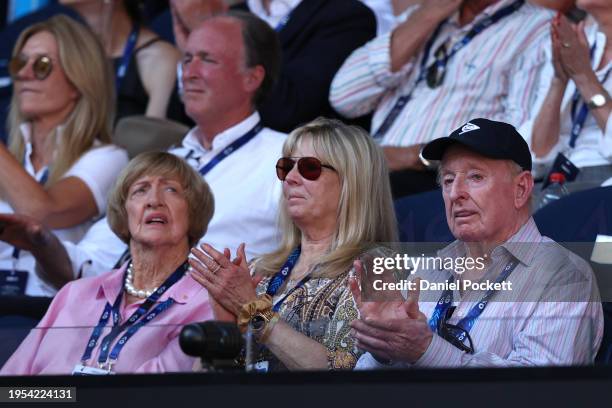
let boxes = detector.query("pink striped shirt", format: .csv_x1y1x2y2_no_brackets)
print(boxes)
330,1,553,146
356,218,603,368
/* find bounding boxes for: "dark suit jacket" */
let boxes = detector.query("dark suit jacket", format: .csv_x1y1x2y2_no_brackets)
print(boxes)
245,0,376,133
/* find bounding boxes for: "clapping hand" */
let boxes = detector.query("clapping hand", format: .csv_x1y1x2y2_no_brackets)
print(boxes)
552,13,592,82
189,243,262,317
0,213,49,252
349,260,432,363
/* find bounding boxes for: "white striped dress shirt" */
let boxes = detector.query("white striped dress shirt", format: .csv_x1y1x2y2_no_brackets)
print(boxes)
356,218,603,368
330,1,553,147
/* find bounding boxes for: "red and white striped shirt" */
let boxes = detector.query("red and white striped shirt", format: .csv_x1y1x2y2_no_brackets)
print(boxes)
330,1,553,147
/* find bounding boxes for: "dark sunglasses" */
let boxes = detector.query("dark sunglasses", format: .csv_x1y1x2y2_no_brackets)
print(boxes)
437,306,475,354
8,54,53,80
275,157,336,181
426,42,448,89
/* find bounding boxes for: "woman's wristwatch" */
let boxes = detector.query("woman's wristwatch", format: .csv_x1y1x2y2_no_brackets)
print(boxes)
238,295,279,342
588,93,608,109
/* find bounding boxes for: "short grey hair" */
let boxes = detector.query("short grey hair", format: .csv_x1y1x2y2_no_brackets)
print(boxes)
107,151,214,247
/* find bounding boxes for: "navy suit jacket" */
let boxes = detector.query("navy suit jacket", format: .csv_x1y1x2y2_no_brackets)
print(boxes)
238,0,377,133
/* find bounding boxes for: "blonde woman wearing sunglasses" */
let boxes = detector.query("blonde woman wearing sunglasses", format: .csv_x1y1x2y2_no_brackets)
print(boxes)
0,15,128,297
189,117,398,371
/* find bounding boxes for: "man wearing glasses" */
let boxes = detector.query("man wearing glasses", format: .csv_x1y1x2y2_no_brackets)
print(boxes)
350,118,603,367
330,0,552,198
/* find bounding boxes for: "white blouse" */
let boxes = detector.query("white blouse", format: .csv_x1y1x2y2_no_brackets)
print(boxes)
0,123,128,296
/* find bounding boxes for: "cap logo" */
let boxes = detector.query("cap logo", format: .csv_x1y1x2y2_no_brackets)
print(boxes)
458,122,480,135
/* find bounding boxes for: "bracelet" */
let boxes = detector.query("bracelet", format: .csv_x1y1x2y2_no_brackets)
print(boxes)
259,312,280,344
237,295,273,333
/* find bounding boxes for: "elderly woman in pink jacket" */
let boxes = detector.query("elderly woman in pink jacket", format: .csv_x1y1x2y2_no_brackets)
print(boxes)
2,152,214,375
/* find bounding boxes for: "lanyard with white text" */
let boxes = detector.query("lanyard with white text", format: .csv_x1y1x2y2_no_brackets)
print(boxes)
428,257,518,338
569,42,612,148
372,0,524,140
197,122,263,176
265,247,305,312
80,261,188,368
115,24,139,92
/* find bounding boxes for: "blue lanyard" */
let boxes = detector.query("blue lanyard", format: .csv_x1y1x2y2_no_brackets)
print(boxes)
197,122,263,176
265,247,304,312
80,261,188,368
569,42,612,148
115,24,139,92
428,257,519,342
372,0,524,140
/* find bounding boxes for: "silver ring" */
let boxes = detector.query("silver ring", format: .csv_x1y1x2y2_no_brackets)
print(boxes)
562,42,571,49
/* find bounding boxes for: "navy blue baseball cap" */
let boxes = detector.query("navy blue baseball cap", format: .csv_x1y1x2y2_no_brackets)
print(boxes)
421,118,532,171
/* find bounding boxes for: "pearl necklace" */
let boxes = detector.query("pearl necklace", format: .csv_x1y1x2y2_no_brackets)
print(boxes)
124,262,158,299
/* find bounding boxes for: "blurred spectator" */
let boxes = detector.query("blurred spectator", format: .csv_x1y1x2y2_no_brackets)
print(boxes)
2,152,215,375
0,15,128,297
361,0,422,36
61,0,182,122
161,0,229,51
4,11,285,287
234,0,376,133
530,0,575,12
352,119,603,368
0,3,82,143
330,0,552,198
527,4,611,189
151,0,376,133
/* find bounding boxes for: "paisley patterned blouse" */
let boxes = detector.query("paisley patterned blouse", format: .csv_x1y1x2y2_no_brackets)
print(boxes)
253,269,362,371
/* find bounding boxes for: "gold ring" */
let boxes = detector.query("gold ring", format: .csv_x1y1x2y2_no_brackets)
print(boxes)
211,264,221,274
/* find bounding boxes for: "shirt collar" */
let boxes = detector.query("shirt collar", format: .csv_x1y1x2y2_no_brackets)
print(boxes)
181,111,261,156
18,122,65,178
100,261,206,306
497,217,542,267
247,0,302,21
19,122,66,145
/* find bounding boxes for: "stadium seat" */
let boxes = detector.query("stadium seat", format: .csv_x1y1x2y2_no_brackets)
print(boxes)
113,115,189,159
534,186,612,364
394,188,453,243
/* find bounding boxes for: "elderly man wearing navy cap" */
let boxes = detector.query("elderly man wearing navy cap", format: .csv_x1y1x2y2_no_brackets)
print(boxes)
349,118,603,368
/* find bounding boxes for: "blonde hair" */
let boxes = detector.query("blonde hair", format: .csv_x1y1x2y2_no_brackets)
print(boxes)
107,152,215,248
7,15,115,186
256,117,398,278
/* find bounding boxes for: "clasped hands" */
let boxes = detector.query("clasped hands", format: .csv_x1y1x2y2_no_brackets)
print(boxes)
349,260,433,364
189,243,262,322
551,13,592,84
